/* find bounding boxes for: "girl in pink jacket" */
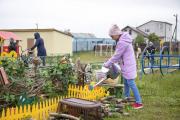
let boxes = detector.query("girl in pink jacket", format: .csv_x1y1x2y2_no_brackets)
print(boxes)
104,24,143,109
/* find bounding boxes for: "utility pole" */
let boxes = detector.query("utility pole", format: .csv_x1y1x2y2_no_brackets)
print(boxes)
36,23,39,30
171,14,178,54
173,14,178,54
174,14,178,42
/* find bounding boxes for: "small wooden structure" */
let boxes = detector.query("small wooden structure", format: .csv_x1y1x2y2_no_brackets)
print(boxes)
57,98,102,120
0,31,20,54
94,44,114,56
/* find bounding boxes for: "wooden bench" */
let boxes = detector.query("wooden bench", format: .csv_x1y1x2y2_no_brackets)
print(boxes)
57,98,102,120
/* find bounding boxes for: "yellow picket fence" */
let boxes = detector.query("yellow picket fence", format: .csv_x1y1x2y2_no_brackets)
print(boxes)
68,84,107,100
0,84,108,120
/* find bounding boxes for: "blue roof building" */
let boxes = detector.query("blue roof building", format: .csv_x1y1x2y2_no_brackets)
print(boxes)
72,33,116,52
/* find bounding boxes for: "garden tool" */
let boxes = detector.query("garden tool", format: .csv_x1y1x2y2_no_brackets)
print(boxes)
89,63,121,90
107,63,121,79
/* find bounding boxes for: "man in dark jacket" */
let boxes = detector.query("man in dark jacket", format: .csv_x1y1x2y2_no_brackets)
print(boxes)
147,42,155,65
30,32,47,66
8,38,17,52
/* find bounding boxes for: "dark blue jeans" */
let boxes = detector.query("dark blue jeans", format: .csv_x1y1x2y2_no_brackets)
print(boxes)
40,56,46,66
150,54,155,65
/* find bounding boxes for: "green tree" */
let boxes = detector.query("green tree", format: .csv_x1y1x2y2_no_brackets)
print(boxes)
148,33,160,42
135,34,145,44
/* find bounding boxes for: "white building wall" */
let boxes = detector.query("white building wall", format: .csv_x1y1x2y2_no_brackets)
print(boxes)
123,28,141,41
138,22,155,35
165,24,172,41
137,21,172,41
53,31,73,56
12,31,54,55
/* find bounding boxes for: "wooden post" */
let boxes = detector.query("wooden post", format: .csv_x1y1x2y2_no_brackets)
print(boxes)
0,67,9,85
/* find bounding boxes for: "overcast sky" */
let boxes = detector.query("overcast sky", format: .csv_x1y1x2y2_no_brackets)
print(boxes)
0,0,180,38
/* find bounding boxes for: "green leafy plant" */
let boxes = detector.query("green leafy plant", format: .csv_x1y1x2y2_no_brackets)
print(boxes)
48,62,76,94
3,93,15,103
0,56,77,107
0,58,26,81
42,80,54,93
148,33,160,42
135,34,145,44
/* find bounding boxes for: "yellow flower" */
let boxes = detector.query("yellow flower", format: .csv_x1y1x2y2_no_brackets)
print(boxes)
1,52,8,57
9,51,18,58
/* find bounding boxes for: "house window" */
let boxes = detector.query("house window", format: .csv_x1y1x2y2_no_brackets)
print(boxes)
129,30,132,35
145,29,150,32
159,23,163,30
97,41,103,44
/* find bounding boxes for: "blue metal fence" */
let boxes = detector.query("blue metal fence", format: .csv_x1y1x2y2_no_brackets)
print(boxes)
141,46,180,76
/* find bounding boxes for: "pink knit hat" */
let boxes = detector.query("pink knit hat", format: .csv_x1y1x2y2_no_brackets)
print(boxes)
109,24,122,36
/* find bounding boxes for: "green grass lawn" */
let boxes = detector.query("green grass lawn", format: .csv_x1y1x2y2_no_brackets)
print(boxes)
72,51,110,63
105,71,180,120
72,51,180,120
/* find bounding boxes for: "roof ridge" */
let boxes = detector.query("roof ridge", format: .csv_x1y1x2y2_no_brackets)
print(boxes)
0,28,73,37
137,20,172,28
122,26,148,37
